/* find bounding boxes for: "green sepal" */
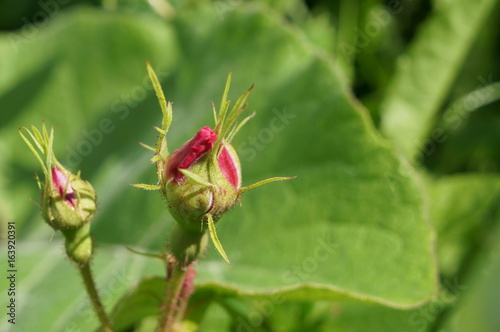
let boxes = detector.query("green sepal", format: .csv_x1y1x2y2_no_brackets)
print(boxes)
179,169,215,188
126,247,163,261
132,183,161,191
240,176,296,193
226,111,255,143
139,142,156,152
146,61,174,190
206,214,230,264
19,126,48,175
211,72,254,159
146,61,172,139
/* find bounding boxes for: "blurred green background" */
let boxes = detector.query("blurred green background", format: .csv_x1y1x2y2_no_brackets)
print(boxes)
0,0,499,331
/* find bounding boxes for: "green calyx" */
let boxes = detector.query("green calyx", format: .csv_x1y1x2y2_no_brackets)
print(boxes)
164,152,240,232
164,158,215,231
42,168,97,230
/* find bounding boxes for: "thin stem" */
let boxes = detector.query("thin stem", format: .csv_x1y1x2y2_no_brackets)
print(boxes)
158,256,188,332
158,225,206,331
174,264,196,325
78,263,114,332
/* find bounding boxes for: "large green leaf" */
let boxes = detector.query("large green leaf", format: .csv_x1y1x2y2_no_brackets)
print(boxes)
0,3,437,331
172,174,499,332
379,0,498,159
110,278,459,332
168,2,436,308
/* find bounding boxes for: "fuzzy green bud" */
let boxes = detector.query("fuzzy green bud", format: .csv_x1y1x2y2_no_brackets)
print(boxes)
42,165,97,230
162,126,241,232
20,123,98,265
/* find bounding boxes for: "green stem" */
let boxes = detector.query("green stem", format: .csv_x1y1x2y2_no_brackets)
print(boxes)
174,264,196,326
174,291,190,326
79,263,114,332
158,225,207,331
158,259,188,332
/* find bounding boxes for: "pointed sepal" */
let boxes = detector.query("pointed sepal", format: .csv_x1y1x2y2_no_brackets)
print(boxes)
206,214,230,264
240,176,296,193
132,183,162,191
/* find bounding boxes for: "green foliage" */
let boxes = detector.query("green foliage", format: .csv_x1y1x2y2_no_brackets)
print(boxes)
0,0,499,331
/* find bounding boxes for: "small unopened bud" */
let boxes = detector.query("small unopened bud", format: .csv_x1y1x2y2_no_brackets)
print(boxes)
20,123,98,264
42,164,97,230
20,125,97,230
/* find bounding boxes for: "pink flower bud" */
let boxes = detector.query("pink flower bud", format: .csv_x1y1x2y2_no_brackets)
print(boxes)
140,65,294,263
162,126,242,231
41,163,97,231
19,123,97,235
52,166,77,207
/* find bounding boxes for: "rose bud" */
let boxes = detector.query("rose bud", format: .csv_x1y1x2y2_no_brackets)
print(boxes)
135,63,294,263
41,164,97,230
20,123,97,264
163,126,241,232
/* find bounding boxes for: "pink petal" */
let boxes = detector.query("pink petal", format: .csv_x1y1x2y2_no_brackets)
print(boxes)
166,126,218,184
51,166,77,207
218,145,241,190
